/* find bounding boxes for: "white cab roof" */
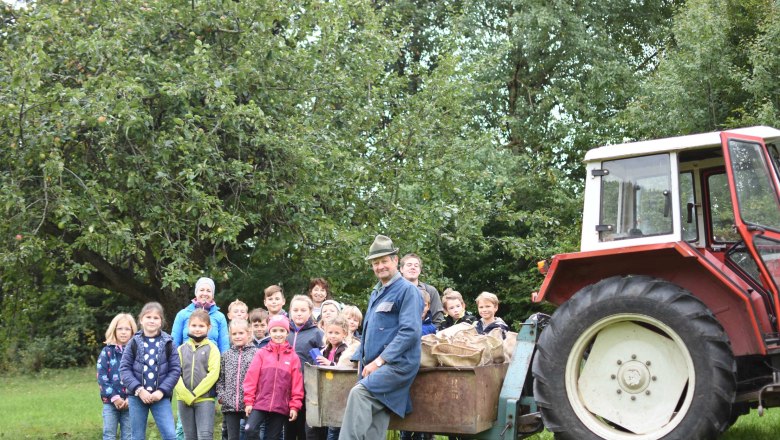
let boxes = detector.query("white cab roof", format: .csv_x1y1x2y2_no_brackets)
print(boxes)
584,126,780,163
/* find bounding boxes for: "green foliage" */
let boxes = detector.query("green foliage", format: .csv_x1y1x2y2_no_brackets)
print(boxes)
5,0,776,368
620,0,780,136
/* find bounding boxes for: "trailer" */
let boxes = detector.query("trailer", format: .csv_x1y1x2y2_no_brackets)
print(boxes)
305,314,547,439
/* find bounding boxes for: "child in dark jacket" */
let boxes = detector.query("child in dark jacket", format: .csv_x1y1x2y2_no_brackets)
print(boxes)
217,319,258,440
97,313,137,440
286,295,325,440
418,290,437,336
475,291,509,338
243,316,304,440
249,307,271,349
438,289,477,330
119,302,181,440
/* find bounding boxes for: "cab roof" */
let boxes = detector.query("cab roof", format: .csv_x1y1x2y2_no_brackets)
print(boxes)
584,126,780,163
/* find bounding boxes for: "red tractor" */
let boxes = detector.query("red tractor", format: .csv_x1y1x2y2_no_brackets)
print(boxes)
532,126,780,439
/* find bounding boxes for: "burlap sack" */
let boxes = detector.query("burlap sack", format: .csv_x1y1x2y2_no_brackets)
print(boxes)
503,331,518,362
420,334,440,368
483,334,504,365
452,332,504,366
437,322,477,339
431,343,483,367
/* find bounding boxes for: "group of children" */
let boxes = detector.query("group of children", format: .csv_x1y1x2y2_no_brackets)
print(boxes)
97,282,364,440
97,279,506,440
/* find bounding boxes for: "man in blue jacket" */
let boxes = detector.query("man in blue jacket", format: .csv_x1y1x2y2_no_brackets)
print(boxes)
340,235,423,440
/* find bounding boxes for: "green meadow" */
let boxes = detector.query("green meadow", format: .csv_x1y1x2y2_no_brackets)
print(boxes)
1,368,778,439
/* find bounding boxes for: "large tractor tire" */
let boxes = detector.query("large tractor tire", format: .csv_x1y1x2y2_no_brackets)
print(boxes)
532,275,736,440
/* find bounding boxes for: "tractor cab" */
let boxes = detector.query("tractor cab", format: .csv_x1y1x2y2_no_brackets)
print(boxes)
578,126,780,336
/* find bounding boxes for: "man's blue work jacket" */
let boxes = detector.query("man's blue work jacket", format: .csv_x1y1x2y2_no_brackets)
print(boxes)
354,272,423,417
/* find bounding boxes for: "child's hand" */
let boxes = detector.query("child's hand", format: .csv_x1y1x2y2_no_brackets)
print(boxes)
151,390,164,402
245,405,253,417
289,409,298,421
139,388,153,404
315,355,331,366
113,399,124,410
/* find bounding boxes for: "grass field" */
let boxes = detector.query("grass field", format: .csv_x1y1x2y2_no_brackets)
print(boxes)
1,368,779,439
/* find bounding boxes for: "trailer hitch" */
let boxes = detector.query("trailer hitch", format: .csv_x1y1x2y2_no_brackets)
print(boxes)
477,313,548,439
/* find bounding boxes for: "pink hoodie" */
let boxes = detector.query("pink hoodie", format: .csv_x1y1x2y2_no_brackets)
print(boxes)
243,341,303,415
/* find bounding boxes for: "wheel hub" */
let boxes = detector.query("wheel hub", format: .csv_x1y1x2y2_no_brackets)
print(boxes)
573,320,691,436
618,360,650,393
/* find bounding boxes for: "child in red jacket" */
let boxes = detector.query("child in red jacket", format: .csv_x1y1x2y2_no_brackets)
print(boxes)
243,315,304,440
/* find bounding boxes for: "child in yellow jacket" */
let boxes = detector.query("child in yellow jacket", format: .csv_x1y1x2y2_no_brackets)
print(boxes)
175,309,221,440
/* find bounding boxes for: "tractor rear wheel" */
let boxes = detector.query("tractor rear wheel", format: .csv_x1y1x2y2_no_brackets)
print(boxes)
532,275,735,440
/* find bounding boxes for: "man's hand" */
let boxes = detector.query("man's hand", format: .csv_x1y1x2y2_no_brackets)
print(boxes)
361,357,384,378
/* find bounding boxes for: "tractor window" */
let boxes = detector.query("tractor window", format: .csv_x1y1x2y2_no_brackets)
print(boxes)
599,154,672,241
679,171,698,242
728,139,780,230
707,173,740,243
753,235,780,291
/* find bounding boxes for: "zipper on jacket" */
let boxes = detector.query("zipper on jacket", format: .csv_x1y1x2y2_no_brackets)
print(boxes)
235,347,242,410
270,348,280,412
189,343,197,390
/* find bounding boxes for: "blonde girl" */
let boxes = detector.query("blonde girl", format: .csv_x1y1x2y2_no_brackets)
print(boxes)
340,305,363,343
119,302,181,440
97,313,137,440
286,294,324,440
315,317,350,367
175,309,221,440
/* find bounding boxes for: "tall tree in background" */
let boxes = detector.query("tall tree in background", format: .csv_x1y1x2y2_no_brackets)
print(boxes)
0,0,506,331
620,0,780,136
437,0,679,318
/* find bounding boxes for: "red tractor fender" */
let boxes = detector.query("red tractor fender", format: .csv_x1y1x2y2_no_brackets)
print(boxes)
534,242,771,356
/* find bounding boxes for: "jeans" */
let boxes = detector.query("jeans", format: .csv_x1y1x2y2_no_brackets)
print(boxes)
128,395,176,440
102,403,131,440
179,400,215,440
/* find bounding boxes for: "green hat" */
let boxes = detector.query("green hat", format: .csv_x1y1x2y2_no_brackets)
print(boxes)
365,235,399,261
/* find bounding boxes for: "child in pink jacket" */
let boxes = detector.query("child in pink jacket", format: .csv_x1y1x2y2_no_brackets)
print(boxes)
243,315,304,440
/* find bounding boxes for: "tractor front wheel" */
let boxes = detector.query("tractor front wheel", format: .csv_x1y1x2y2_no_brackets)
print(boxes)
532,276,735,440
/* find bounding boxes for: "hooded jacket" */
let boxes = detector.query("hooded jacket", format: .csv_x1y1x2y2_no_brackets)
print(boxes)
97,344,128,403
286,318,324,370
476,317,509,338
175,338,220,405
217,344,258,413
438,310,477,330
119,331,181,398
243,341,304,416
171,303,230,353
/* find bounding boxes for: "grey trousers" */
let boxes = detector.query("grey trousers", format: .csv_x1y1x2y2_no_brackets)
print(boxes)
178,400,215,440
338,384,391,440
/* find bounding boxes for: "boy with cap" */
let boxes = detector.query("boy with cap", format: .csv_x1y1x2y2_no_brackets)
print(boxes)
243,315,304,440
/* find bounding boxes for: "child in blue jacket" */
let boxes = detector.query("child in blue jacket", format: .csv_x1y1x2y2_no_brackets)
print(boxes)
120,302,181,440
97,313,137,440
